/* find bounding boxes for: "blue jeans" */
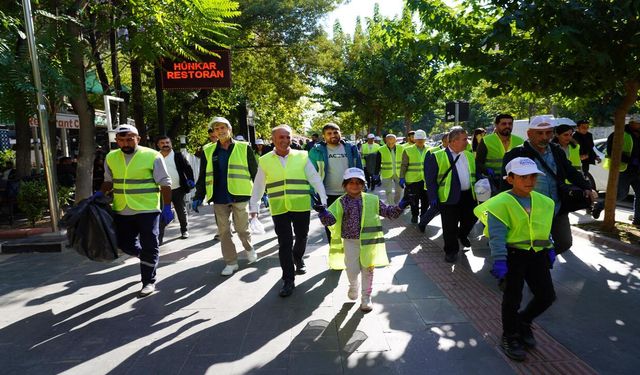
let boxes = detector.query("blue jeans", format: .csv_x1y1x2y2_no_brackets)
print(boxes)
114,213,160,285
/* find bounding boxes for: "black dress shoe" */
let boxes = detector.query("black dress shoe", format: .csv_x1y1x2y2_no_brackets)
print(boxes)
279,281,295,297
458,236,471,247
295,264,307,275
444,252,458,263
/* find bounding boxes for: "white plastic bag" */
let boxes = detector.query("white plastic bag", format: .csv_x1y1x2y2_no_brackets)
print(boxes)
474,178,492,202
249,216,266,234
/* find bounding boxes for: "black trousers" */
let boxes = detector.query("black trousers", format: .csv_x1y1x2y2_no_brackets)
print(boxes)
550,211,572,255
159,187,189,243
324,195,341,243
272,211,310,282
114,212,160,286
404,181,428,218
364,170,376,191
502,247,556,336
439,190,477,255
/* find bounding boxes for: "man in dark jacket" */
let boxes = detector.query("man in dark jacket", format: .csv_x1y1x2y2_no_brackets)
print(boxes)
572,119,599,175
502,116,596,255
157,136,195,242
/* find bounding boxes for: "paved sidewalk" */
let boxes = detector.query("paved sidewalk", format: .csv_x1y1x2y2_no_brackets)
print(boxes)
0,196,638,374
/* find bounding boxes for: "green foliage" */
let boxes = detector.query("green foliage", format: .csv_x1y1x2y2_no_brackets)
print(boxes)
0,149,15,167
57,185,74,209
17,180,48,227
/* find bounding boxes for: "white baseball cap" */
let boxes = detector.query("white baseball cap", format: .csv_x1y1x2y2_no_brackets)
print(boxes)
367,133,375,139
114,124,139,135
234,135,246,141
210,116,231,127
529,115,555,129
504,157,546,179
374,136,381,141
629,114,640,124
385,133,396,139
255,139,264,145
343,167,366,182
414,129,427,140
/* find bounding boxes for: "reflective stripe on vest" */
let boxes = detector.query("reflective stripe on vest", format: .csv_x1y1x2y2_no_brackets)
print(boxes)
403,145,427,183
483,134,524,175
204,142,253,201
259,150,311,215
327,193,389,270
434,149,476,202
360,143,381,167
378,145,401,179
106,146,161,212
473,191,554,252
603,132,633,172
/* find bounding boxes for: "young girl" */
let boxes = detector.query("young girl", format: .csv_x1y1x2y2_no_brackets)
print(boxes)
318,167,408,312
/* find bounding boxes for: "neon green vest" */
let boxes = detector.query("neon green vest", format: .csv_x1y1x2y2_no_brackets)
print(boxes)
603,132,633,172
567,144,582,169
434,149,476,202
483,134,524,175
474,191,554,252
259,150,311,215
327,193,389,270
204,142,253,201
378,145,402,179
360,142,381,167
106,146,161,212
403,145,427,183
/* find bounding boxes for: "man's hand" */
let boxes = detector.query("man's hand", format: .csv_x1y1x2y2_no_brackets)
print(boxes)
486,168,495,177
192,199,203,212
187,179,196,188
89,191,104,201
491,260,507,279
399,178,406,189
161,204,174,224
585,189,598,201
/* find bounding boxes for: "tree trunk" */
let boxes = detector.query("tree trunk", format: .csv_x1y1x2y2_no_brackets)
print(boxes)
130,56,146,143
602,79,639,231
14,94,32,178
403,110,413,134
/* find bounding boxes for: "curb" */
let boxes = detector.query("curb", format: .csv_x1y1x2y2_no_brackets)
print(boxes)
571,225,639,257
0,227,52,240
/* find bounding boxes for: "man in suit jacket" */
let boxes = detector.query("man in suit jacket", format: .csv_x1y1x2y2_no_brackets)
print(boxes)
425,126,478,263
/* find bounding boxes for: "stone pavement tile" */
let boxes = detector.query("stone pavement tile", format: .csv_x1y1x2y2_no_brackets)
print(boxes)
412,298,468,325
341,352,397,375
289,350,343,374
290,319,340,352
179,353,239,374
370,284,411,304
376,303,425,332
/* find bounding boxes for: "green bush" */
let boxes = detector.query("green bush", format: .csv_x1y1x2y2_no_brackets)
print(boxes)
17,180,49,227
57,185,75,209
0,149,15,168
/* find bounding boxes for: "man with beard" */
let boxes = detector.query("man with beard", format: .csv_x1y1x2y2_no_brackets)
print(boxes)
502,116,596,256
156,135,195,243
97,125,173,297
476,114,524,193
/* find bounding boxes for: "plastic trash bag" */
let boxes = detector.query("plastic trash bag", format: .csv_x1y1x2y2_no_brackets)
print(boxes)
249,216,265,235
474,178,492,202
61,195,118,262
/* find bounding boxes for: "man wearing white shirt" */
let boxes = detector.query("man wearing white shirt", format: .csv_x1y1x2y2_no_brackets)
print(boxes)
250,125,327,297
424,126,478,263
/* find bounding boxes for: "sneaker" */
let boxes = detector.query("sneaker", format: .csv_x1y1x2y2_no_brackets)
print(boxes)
295,261,307,275
360,295,373,312
347,283,359,300
220,264,239,276
519,322,536,348
501,334,526,361
138,283,156,298
591,203,603,219
214,234,220,241
181,231,189,239
247,249,258,263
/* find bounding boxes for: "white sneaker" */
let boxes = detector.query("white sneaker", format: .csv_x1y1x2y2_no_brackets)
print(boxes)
221,264,239,276
247,249,258,263
181,231,189,239
347,283,359,301
138,283,156,297
360,295,373,312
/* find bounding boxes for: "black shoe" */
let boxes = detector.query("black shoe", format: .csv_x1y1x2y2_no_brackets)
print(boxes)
591,203,603,219
418,223,426,233
411,215,418,224
444,252,458,263
501,334,526,361
519,322,536,349
295,263,307,275
458,236,471,248
279,281,295,297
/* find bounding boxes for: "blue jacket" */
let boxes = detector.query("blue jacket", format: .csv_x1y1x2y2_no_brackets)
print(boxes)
309,140,362,182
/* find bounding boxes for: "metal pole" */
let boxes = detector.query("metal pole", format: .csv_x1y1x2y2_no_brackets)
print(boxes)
454,101,460,127
31,126,42,171
22,0,60,232
61,128,70,157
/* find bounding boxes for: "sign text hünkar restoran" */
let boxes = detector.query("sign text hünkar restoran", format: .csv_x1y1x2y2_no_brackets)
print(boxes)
161,51,231,90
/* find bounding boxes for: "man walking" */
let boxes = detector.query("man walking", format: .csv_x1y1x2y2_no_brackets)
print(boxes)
156,136,195,243
193,116,259,276
476,114,524,192
98,125,173,297
376,134,404,205
400,129,429,223
360,133,381,190
250,125,327,297
572,119,599,175
425,126,478,263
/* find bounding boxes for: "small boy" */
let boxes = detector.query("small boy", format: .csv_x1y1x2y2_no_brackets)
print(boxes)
317,168,409,312
473,157,557,361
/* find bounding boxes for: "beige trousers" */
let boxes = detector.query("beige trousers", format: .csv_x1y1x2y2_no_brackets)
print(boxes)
381,176,403,205
213,201,253,265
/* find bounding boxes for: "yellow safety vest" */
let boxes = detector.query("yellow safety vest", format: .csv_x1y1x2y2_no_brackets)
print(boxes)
360,142,381,167
204,142,253,201
474,191,554,252
603,132,633,172
259,150,311,215
106,146,161,212
403,145,428,183
567,144,582,169
378,145,402,179
483,134,524,176
434,149,476,202
327,193,389,270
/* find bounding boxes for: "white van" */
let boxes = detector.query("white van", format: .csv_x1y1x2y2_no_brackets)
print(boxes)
512,119,530,139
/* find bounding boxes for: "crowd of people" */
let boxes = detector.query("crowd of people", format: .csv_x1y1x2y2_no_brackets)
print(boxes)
90,112,639,362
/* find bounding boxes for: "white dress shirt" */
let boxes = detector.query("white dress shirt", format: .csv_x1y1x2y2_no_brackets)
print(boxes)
448,147,471,191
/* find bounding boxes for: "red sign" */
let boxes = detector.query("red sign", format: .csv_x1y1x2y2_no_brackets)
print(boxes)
161,50,231,90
